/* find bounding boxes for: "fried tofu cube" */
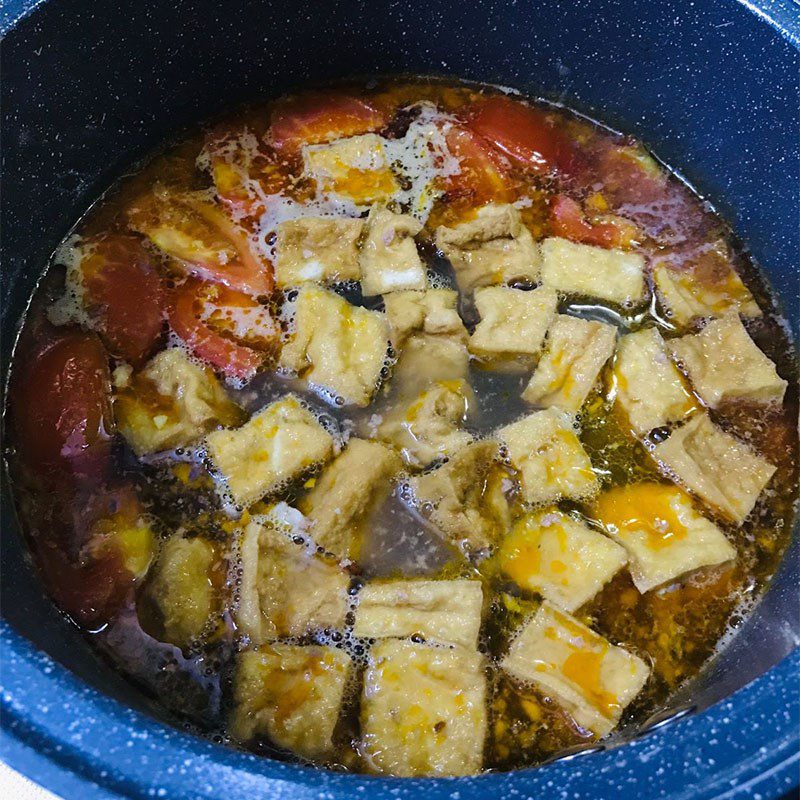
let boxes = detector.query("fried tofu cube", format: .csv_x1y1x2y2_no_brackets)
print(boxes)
361,639,487,776
145,535,221,649
522,315,617,412
501,603,649,737
116,348,242,456
497,409,598,505
614,327,698,436
540,237,646,306
205,395,334,509
298,438,402,560
304,133,399,204
274,217,363,287
651,413,776,525
383,289,466,347
653,264,761,326
280,286,390,406
668,312,787,408
498,509,627,611
377,379,474,469
354,579,484,649
468,286,558,361
391,334,470,398
435,203,541,292
359,205,426,296
408,440,510,554
231,644,350,759
235,519,349,642
593,482,736,593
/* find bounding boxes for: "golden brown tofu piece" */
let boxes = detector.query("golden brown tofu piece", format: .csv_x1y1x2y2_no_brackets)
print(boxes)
116,348,242,456
522,314,617,413
668,312,787,407
651,413,776,525
390,333,470,398
501,603,650,737
408,440,510,554
360,640,487,776
359,205,426,296
231,644,350,759
299,438,402,560
280,286,390,406
235,518,349,643
205,395,334,509
497,409,599,505
383,289,466,347
376,380,473,469
435,203,541,292
274,217,363,287
613,327,698,436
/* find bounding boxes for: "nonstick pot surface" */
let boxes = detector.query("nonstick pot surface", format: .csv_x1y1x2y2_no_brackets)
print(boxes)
1,1,798,798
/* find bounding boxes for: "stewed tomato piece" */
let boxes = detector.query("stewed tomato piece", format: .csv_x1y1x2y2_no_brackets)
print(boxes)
128,189,273,297
444,125,514,204
11,330,114,482
466,95,575,175
80,234,165,365
168,278,279,380
269,93,385,153
549,195,640,249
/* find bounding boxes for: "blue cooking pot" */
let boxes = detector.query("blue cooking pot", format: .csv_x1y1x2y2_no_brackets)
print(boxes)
1,1,798,797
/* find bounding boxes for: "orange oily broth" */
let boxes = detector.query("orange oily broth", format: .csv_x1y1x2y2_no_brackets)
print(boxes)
5,78,799,775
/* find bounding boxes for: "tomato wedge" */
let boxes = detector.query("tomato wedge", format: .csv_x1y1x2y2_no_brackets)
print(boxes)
270,93,385,153
444,125,514,204
549,195,640,249
128,189,273,297
466,95,575,174
80,234,165,365
11,330,114,483
168,278,279,380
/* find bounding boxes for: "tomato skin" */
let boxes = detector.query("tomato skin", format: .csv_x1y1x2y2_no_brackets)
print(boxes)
12,330,114,483
444,125,514,203
81,235,165,365
129,190,274,297
466,95,575,174
168,279,276,380
549,194,641,249
270,93,385,153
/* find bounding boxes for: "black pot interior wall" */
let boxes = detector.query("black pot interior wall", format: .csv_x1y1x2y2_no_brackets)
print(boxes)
2,0,798,735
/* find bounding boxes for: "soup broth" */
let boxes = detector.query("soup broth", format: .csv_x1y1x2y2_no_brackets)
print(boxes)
6,78,798,777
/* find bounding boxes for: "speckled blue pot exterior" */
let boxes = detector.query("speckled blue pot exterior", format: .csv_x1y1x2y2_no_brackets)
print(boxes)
1,1,798,798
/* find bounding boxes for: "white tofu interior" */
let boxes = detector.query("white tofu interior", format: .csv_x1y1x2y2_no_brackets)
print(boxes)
497,409,599,505
522,314,616,413
498,509,627,611
593,482,736,593
359,205,426,296
435,203,541,292
205,395,334,509
354,579,483,648
231,644,350,759
360,639,487,776
613,327,698,436
280,286,390,406
668,312,787,408
274,217,363,287
540,237,646,306
651,413,776,525
501,603,650,737
235,518,349,642
299,438,401,560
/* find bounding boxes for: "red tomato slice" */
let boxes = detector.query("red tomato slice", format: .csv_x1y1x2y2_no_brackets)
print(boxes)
444,125,514,203
128,190,273,297
270,93,385,153
168,278,278,380
549,195,641,249
12,330,114,482
80,235,165,365
467,95,575,174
